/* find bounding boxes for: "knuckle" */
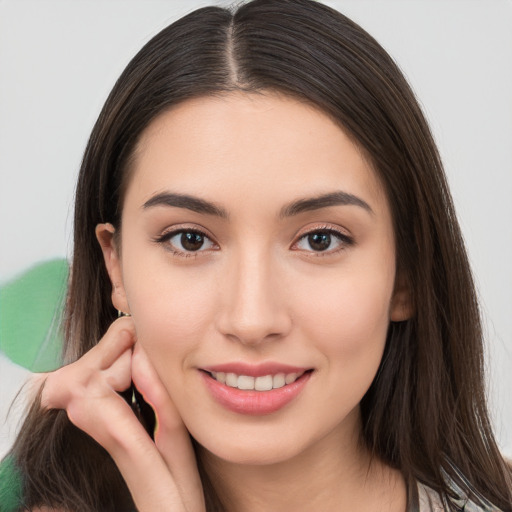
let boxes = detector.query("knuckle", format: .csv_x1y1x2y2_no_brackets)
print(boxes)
113,316,135,333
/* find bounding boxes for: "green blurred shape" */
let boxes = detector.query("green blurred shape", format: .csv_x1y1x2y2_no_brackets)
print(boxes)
0,454,23,512
0,259,68,371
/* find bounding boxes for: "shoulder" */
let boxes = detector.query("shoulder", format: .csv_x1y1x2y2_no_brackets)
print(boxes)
417,481,445,511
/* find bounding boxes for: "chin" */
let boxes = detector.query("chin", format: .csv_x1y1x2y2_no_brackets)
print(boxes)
192,424,321,468
203,443,300,467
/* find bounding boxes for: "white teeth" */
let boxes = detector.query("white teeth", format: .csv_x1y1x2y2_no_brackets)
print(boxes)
255,375,273,391
237,375,255,390
226,373,238,387
285,372,298,385
212,371,304,390
273,373,285,389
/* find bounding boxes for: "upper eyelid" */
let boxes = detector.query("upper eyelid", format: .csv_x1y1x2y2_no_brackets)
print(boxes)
293,223,352,244
158,224,216,242
295,223,349,237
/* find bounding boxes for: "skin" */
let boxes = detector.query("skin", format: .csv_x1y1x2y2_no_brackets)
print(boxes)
45,92,411,511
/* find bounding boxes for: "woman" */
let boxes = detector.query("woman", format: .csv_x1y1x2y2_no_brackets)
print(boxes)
2,0,511,510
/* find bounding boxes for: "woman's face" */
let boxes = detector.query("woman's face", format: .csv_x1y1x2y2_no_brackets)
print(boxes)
100,92,409,465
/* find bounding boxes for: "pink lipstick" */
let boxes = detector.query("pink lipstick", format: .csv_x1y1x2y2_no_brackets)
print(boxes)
200,363,313,415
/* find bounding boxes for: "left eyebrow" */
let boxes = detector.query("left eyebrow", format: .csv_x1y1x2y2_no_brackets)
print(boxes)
142,192,229,218
279,191,373,218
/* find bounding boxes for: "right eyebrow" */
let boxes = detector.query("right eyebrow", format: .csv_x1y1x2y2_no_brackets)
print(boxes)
142,192,229,219
279,191,373,218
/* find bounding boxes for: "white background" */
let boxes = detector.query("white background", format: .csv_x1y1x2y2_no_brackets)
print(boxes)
1,0,511,458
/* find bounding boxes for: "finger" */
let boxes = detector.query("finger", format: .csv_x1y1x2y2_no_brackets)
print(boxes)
87,316,136,370
102,347,132,391
60,378,190,512
42,318,135,410
132,343,205,512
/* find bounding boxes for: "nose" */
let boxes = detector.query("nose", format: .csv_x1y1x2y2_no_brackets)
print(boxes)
215,248,292,346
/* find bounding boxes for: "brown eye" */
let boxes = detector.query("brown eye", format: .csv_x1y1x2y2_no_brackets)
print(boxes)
158,229,216,255
295,229,353,254
180,231,205,251
307,232,332,251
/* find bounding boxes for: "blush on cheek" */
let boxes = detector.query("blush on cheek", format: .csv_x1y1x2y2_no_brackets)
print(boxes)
299,282,391,357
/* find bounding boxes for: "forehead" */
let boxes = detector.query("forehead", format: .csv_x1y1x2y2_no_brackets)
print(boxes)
125,92,386,215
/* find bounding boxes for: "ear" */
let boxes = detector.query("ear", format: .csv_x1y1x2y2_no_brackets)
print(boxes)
390,272,413,322
95,223,130,314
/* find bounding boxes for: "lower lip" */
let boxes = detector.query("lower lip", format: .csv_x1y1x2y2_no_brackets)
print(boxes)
201,371,312,415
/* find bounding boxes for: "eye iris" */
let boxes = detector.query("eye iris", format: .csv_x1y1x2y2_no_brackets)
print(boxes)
308,232,331,251
181,232,204,251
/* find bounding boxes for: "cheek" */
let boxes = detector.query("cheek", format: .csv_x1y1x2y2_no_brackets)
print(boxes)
123,261,219,363
294,265,393,363
291,267,394,416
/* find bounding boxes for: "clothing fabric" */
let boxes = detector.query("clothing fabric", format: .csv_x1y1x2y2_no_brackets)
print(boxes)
416,479,503,511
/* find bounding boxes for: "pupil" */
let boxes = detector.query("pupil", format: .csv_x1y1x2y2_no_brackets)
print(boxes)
309,232,331,251
181,232,204,251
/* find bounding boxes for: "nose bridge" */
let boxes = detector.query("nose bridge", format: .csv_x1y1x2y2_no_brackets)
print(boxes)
216,243,290,345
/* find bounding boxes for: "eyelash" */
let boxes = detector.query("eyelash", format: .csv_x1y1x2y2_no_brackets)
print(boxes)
293,225,354,257
154,225,354,259
154,228,216,259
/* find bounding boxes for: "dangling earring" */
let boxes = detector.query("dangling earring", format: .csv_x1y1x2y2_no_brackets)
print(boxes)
118,310,131,318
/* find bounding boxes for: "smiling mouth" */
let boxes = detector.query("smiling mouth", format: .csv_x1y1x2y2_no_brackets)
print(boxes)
201,368,314,415
205,370,312,391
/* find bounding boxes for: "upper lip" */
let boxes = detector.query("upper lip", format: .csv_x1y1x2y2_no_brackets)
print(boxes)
201,362,311,377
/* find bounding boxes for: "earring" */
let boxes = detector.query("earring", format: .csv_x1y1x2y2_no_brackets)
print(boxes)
118,310,131,318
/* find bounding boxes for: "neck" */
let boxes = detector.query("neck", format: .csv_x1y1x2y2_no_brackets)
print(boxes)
197,411,407,512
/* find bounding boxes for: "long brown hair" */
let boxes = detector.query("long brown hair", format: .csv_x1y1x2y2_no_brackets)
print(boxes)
12,0,512,510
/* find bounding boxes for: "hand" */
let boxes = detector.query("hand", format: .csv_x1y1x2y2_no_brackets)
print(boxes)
41,317,205,512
